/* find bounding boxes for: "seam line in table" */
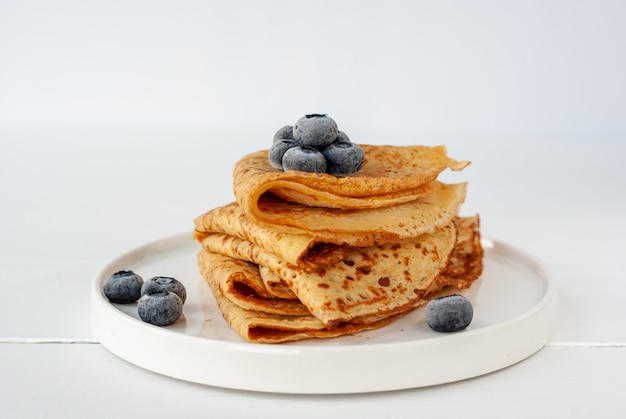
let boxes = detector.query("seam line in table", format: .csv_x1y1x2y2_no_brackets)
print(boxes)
1,339,625,348
0,338,99,344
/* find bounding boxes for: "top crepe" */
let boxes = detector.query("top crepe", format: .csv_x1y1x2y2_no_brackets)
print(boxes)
232,144,470,240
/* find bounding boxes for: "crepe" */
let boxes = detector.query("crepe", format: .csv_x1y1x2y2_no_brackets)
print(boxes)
194,203,317,265
233,145,469,238
198,251,310,316
199,250,403,344
199,221,459,327
196,215,483,343
194,181,468,261
234,144,469,209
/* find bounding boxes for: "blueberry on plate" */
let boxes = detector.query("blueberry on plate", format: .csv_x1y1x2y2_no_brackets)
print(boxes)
293,114,338,148
137,291,184,326
322,141,365,177
269,139,296,169
425,294,473,333
282,146,327,173
141,276,187,303
273,125,294,142
103,270,143,304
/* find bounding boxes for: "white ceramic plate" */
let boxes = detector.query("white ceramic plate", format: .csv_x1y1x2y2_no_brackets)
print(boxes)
90,233,558,394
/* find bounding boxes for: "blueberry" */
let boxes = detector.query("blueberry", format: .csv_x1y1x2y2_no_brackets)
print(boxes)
425,294,473,333
141,276,187,303
293,114,338,148
103,270,143,303
137,291,184,326
269,139,296,169
282,146,327,173
273,125,294,142
321,141,365,176
335,131,351,143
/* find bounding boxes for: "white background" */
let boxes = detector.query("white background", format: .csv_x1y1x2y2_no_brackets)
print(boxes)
1,1,626,418
1,0,624,137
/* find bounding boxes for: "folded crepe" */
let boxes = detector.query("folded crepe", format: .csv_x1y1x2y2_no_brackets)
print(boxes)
199,223,454,327
232,145,470,240
234,144,469,209
199,252,310,316
196,215,482,343
194,181,468,263
198,251,403,344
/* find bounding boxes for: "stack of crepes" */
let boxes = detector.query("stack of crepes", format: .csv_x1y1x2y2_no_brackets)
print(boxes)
193,144,484,344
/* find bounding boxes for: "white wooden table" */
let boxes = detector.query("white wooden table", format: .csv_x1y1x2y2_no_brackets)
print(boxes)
1,125,624,418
